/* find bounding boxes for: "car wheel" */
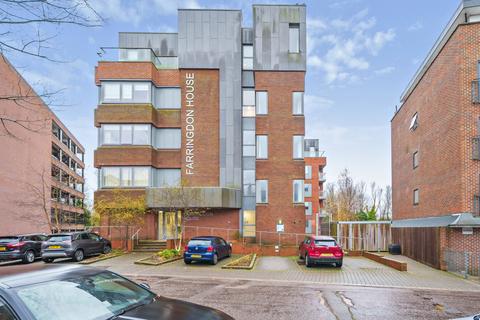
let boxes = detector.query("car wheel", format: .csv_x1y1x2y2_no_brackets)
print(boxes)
184,259,191,265
299,252,304,260
306,255,312,268
212,253,218,265
73,249,84,262
103,245,112,254
336,261,343,268
43,258,54,263
23,250,35,264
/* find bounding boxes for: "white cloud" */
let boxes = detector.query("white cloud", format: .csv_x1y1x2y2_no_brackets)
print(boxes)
408,21,423,32
307,9,396,85
374,66,395,75
305,94,334,111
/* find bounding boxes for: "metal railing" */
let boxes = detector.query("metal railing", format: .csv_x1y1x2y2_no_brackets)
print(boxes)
98,47,178,69
473,195,480,216
472,136,480,160
444,250,480,279
131,228,142,247
319,191,326,200
472,79,480,103
319,172,326,182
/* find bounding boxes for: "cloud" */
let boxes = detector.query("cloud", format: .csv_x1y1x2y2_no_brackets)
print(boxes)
92,0,202,26
307,9,396,85
305,94,334,111
374,66,395,75
408,21,423,32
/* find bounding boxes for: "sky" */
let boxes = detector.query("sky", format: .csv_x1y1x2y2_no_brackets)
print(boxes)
6,0,461,203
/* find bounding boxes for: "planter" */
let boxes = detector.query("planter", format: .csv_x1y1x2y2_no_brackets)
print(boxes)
134,255,182,266
79,251,125,265
222,253,257,270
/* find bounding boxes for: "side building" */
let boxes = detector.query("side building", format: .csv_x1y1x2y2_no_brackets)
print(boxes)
0,56,86,234
391,0,480,269
304,139,327,235
94,5,311,243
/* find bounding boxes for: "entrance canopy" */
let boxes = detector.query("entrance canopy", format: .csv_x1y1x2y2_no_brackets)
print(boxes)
392,213,480,228
146,187,241,209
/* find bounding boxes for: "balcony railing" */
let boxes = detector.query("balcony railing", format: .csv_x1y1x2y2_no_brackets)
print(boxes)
473,136,480,160
474,195,480,216
472,79,480,103
98,47,178,70
319,172,326,182
319,191,326,200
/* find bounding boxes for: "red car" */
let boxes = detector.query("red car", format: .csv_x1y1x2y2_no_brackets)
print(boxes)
299,236,343,268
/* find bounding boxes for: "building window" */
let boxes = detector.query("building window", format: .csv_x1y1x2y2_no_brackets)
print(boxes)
293,135,304,159
101,124,151,146
243,130,255,145
289,23,300,53
413,189,419,205
256,91,268,115
243,170,255,196
52,122,61,139
156,88,181,109
101,82,151,104
305,165,312,179
304,183,312,197
243,45,253,70
293,180,304,203
410,113,418,131
413,151,419,169
305,220,312,234
256,180,268,203
157,169,181,186
256,135,268,159
102,167,121,187
155,128,181,149
242,89,256,117
243,145,256,157
243,210,256,237
101,167,150,188
305,202,312,215
292,92,304,115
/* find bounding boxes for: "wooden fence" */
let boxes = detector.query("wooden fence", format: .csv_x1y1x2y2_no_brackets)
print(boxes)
335,221,392,251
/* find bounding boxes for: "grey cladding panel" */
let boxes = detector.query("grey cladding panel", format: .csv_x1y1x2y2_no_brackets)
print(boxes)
253,5,306,71
119,33,178,56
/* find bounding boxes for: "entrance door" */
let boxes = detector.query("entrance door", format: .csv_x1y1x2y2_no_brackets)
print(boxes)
157,211,181,240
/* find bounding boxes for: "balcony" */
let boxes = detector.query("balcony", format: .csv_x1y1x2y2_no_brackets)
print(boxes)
97,47,178,70
319,172,326,182
472,80,480,103
319,191,326,200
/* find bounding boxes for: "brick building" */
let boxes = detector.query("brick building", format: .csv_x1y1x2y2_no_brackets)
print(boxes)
0,56,86,234
304,139,327,235
391,0,480,269
94,5,318,243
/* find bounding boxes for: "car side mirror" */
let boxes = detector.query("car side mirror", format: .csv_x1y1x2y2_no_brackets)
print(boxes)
139,283,150,290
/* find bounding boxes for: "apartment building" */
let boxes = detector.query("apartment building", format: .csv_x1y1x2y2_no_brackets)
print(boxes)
0,56,86,234
391,0,480,269
94,5,311,241
304,139,327,235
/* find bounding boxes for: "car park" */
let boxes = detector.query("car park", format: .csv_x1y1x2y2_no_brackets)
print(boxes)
0,234,47,264
184,236,231,265
299,236,344,268
41,232,111,263
0,264,234,320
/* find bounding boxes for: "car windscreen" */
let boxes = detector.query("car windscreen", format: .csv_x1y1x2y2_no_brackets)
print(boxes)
15,271,156,320
314,240,337,247
46,235,71,242
0,237,18,243
188,240,211,246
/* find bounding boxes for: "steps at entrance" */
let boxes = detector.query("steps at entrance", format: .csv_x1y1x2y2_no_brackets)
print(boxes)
134,240,167,252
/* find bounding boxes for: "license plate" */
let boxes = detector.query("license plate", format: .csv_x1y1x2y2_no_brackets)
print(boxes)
49,245,62,249
0,247,5,251
321,253,333,257
191,254,202,258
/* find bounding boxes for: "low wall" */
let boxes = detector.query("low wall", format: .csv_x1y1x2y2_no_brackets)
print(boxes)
363,251,408,271
231,243,298,256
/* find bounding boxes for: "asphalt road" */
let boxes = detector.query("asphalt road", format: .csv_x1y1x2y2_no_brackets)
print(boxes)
132,275,480,320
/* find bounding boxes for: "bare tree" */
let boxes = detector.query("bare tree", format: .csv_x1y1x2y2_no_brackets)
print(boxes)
380,185,392,220
161,180,206,250
0,0,102,136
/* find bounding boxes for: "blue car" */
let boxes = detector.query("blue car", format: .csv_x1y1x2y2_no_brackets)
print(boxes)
184,236,232,265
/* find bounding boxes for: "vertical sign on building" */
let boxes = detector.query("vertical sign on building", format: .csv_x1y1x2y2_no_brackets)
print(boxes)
185,73,195,175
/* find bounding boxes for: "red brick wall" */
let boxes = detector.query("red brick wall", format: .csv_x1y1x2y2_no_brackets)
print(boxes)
445,228,480,253
180,69,220,187
95,105,181,128
94,146,181,169
95,62,179,86
255,71,306,235
392,24,471,220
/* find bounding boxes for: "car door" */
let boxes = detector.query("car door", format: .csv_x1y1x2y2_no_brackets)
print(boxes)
220,238,230,257
88,233,103,254
213,238,223,258
31,235,44,256
78,232,92,254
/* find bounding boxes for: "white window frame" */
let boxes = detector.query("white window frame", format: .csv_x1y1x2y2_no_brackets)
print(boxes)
256,91,268,115
293,180,304,203
292,92,304,115
256,135,268,159
293,135,304,159
289,23,300,53
256,180,268,204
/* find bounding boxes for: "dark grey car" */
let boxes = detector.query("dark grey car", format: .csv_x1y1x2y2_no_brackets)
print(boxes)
41,232,111,263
